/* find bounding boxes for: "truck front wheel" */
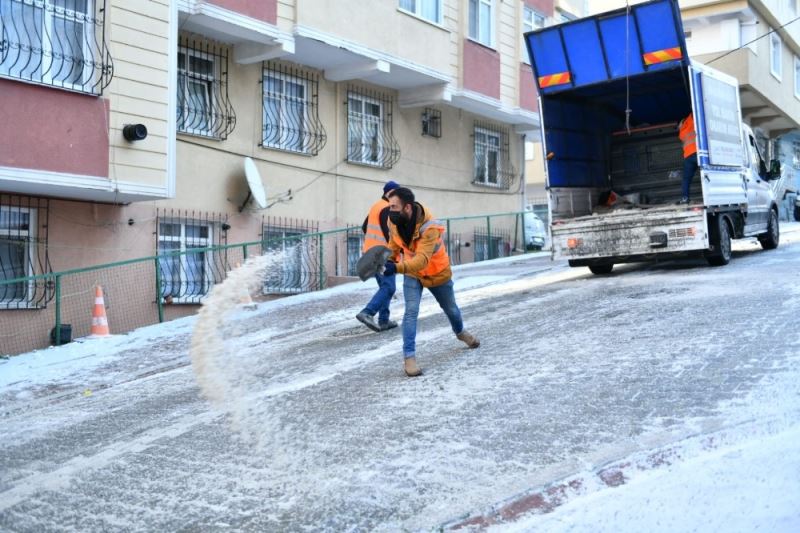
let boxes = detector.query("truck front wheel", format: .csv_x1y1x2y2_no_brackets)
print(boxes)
758,209,780,250
705,216,732,266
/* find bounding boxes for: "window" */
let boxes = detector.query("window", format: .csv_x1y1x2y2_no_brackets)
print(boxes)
262,225,314,294
0,0,112,94
347,88,401,169
0,197,51,309
473,228,509,261
1,206,34,305
158,222,213,302
790,0,797,17
475,127,501,185
422,107,442,138
346,228,364,277
177,37,236,139
771,30,782,80
473,122,516,189
262,64,327,155
522,6,545,63
399,0,441,24
469,0,494,47
795,56,800,99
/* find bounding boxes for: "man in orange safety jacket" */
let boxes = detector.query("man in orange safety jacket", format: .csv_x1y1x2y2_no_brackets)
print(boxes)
356,180,401,333
678,112,698,204
381,187,480,377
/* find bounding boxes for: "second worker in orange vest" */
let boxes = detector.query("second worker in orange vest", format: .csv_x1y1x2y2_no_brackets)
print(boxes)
382,187,480,377
355,180,400,333
678,112,698,204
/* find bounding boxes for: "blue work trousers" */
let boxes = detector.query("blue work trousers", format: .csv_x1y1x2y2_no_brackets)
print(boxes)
402,277,464,358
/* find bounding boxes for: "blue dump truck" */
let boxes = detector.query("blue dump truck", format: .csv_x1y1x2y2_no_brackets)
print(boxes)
524,0,780,274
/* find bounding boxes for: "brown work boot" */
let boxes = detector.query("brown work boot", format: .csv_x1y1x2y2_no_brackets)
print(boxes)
457,330,480,348
404,357,422,377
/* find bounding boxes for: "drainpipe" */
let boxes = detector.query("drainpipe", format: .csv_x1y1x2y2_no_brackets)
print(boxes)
521,133,527,212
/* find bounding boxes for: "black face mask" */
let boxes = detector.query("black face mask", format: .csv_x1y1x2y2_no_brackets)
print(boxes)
389,211,408,225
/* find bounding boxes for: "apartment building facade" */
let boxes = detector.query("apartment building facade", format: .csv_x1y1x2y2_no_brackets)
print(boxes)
1,0,541,353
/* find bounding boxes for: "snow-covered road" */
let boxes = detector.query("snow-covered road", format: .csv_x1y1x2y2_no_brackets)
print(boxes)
2,226,800,531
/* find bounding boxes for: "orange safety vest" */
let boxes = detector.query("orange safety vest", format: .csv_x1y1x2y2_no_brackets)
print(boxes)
391,215,450,278
679,113,697,158
362,198,389,253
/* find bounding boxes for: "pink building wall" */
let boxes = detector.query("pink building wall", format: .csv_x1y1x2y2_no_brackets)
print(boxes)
463,40,500,100
520,64,538,112
524,0,555,17
206,0,278,24
0,79,109,177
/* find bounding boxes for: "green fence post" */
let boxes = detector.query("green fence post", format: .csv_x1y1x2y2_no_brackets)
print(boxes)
243,244,248,261
318,234,324,291
486,216,492,260
155,257,164,323
54,274,62,346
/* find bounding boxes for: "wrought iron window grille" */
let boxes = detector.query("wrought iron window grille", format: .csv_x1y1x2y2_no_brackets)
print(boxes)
155,209,229,304
346,87,401,169
0,0,113,95
473,227,511,261
472,121,516,189
346,226,364,277
421,107,441,138
261,61,327,156
0,195,52,309
177,36,236,140
261,216,320,294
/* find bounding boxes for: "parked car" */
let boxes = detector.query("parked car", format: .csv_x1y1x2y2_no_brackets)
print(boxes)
524,209,547,251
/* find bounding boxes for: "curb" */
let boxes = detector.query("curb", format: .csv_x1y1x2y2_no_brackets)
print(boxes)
439,417,791,531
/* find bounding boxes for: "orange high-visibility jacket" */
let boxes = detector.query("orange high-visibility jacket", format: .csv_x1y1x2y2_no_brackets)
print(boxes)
679,113,697,158
387,203,452,288
362,198,390,253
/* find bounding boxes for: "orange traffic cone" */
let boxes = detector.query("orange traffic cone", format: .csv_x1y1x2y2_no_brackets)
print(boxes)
90,285,111,337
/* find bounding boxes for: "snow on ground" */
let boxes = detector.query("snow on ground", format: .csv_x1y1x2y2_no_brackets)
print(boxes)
489,357,800,533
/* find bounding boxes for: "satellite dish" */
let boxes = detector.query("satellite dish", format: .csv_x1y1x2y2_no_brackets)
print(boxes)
240,157,267,211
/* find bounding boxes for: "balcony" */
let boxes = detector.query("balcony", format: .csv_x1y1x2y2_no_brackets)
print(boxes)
696,47,800,136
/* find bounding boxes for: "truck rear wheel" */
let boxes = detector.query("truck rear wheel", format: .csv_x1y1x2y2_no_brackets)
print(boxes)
794,205,800,222
588,263,614,275
758,209,780,250
705,216,731,266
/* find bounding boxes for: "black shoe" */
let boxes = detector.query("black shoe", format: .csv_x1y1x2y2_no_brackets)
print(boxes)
379,320,398,331
356,312,381,332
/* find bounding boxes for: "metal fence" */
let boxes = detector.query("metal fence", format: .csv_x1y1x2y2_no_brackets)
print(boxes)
0,211,538,356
